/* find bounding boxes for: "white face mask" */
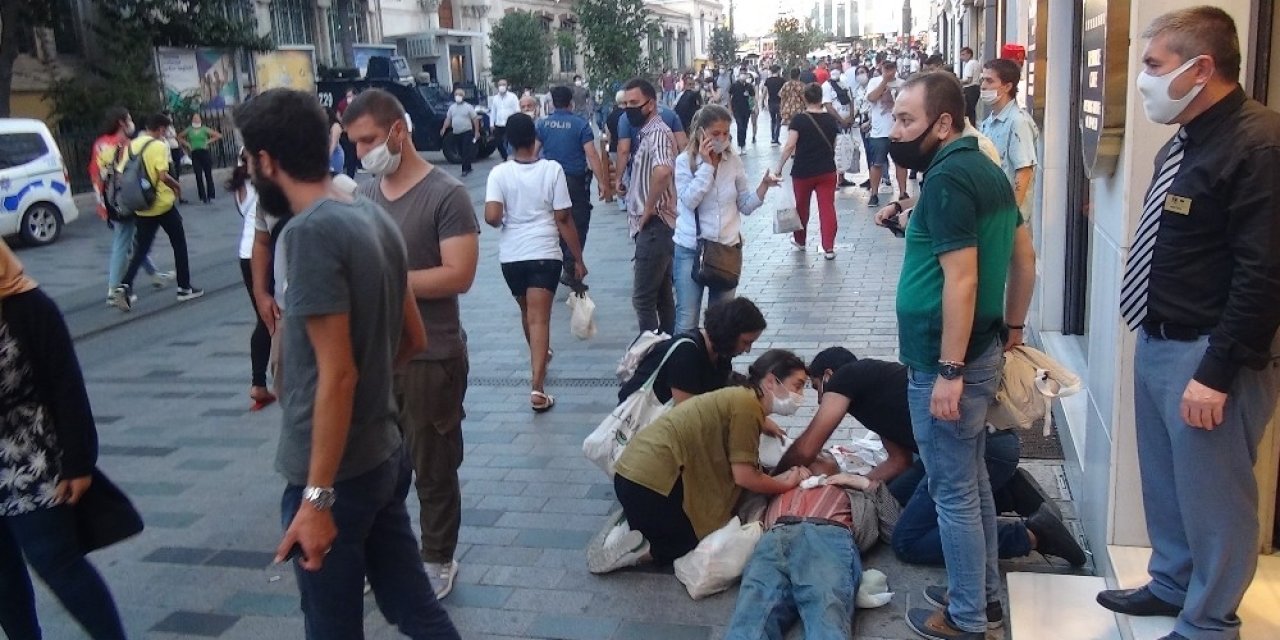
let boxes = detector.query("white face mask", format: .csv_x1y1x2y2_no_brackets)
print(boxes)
830,71,842,82
1137,56,1206,124
710,137,730,154
361,127,403,175
856,74,869,86
768,376,803,416
454,95,464,103
575,79,583,87
979,89,999,105
498,85,507,94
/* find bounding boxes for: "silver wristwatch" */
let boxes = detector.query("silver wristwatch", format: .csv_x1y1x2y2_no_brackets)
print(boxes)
302,486,336,511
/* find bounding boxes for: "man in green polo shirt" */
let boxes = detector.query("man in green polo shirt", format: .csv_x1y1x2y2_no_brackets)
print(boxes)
884,71,1036,640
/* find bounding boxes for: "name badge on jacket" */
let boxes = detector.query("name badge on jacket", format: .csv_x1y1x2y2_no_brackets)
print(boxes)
1164,195,1193,215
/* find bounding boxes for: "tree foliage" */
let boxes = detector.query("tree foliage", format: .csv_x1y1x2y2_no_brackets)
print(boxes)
708,26,738,69
575,0,664,94
488,11,553,92
772,17,826,70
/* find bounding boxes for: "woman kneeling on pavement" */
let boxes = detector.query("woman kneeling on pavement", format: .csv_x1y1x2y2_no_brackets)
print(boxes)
590,349,812,574
673,105,779,334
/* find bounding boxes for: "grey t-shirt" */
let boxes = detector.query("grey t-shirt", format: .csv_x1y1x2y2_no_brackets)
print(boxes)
446,102,477,134
360,169,479,361
275,196,408,486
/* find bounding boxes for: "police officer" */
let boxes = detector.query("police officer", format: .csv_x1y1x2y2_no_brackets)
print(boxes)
537,86,612,287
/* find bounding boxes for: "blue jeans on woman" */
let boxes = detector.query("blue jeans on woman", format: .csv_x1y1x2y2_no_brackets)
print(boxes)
907,339,1004,634
0,504,127,640
725,522,861,640
890,429,1033,564
673,243,735,335
108,218,157,291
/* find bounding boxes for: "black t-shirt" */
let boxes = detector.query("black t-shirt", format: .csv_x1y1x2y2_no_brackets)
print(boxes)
788,111,839,178
823,359,916,452
674,90,702,132
729,82,754,113
606,107,624,153
617,331,731,405
764,76,785,105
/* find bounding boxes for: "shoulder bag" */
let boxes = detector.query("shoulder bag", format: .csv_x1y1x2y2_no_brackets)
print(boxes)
692,161,743,290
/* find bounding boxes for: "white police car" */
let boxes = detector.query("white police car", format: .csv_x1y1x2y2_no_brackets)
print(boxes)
0,118,79,246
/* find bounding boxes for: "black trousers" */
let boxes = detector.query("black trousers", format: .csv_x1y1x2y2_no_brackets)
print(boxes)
169,148,183,182
493,126,508,160
190,149,214,201
733,107,751,147
121,207,191,290
340,132,359,177
769,102,782,142
238,258,271,388
964,85,980,126
451,132,474,172
614,474,698,565
559,172,593,272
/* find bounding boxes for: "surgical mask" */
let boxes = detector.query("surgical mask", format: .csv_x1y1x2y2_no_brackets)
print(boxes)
498,85,507,94
830,71,841,82
888,118,941,171
855,73,869,86
709,137,729,154
454,95,464,103
624,102,648,128
769,376,803,416
575,79,584,87
522,109,536,117
1136,56,1206,124
191,119,202,128
361,126,403,175
980,89,999,105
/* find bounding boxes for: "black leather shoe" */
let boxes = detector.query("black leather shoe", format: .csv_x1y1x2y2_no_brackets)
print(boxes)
1027,503,1086,567
1096,586,1181,617
1006,467,1057,518
1157,633,1190,640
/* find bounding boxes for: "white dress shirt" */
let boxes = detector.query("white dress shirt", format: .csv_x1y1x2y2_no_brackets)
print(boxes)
489,91,520,127
673,151,763,250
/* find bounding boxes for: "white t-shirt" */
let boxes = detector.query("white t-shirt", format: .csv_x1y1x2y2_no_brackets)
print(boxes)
865,76,901,138
961,59,981,86
252,205,286,309
237,185,259,259
485,159,572,263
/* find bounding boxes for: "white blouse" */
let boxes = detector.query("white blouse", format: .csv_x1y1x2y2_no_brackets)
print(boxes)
673,151,763,250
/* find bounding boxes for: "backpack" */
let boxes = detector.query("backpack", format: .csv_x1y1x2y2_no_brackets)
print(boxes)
986,345,1083,436
106,138,161,219
616,330,671,383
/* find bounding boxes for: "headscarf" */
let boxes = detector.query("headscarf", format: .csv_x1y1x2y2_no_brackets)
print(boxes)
0,242,38,299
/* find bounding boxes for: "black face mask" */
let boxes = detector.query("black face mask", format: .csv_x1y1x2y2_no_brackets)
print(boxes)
624,100,650,128
251,167,292,218
888,117,942,172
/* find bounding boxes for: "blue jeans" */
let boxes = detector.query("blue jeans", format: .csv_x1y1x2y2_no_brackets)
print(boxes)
281,447,460,640
725,523,861,640
1134,329,1280,640
891,429,1033,564
907,340,1003,633
0,504,126,640
673,243,736,334
108,218,157,291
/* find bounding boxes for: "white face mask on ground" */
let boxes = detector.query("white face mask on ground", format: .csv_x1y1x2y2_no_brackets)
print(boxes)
361,127,402,175
1137,56,1206,124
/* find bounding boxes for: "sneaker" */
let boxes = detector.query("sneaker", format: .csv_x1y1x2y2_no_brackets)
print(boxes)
587,530,649,574
859,179,872,189
109,285,133,312
1026,503,1087,567
790,238,805,251
424,559,458,600
922,585,1003,629
906,607,986,640
868,195,881,207
105,293,138,307
176,287,204,302
771,140,780,146
824,251,836,260
151,270,175,289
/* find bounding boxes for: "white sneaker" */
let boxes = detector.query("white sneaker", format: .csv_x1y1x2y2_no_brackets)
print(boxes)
424,559,458,600
151,270,175,289
587,530,649,574
790,239,805,251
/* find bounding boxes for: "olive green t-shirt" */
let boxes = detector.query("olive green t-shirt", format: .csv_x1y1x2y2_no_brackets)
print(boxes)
895,136,1020,373
613,386,764,538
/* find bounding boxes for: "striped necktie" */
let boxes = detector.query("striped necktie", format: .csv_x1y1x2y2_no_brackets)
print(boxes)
1120,128,1188,330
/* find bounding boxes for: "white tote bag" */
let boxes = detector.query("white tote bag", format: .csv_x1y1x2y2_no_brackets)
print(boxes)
834,131,857,174
673,516,764,599
566,291,597,340
773,184,802,234
582,338,693,475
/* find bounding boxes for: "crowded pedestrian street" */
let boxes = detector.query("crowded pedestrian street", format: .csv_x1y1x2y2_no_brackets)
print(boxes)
13,142,1080,639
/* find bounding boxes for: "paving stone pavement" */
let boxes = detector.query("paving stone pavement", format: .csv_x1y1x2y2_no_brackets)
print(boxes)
15,140,1089,639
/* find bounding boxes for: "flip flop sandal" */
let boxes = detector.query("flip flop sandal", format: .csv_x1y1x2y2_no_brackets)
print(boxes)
530,390,555,413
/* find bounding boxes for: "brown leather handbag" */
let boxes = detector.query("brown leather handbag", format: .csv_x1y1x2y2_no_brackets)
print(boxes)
692,179,743,290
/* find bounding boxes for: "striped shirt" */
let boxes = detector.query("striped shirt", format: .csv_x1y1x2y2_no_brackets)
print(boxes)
763,483,854,529
627,115,677,237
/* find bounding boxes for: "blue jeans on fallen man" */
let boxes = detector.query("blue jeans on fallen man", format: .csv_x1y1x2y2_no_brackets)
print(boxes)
280,446,460,640
724,522,862,640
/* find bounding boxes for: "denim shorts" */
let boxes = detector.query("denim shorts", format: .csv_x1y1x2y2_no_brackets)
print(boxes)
866,137,891,168
500,259,562,297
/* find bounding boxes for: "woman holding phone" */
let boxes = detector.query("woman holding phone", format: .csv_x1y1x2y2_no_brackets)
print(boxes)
672,105,778,334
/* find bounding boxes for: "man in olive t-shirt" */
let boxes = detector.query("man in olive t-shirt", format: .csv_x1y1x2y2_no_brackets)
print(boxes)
887,73,1036,639
345,89,480,601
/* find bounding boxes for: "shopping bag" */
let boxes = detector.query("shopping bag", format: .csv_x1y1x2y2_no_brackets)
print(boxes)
834,132,856,174
566,291,597,340
856,569,895,608
75,469,144,553
673,517,764,599
773,185,802,234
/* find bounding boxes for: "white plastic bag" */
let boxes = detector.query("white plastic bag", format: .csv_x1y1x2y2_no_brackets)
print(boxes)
773,184,802,234
566,291,597,340
829,434,888,475
856,569,894,608
673,517,764,599
834,132,856,174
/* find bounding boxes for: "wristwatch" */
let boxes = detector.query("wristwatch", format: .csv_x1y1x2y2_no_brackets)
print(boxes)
302,486,336,511
938,361,966,380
